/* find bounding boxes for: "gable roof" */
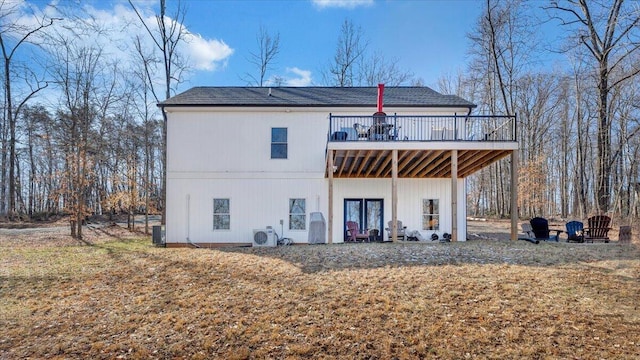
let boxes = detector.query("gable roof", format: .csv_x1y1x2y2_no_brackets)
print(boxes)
158,86,476,109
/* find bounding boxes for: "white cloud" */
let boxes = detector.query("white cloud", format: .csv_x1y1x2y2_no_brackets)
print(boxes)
284,67,313,86
183,32,234,71
4,2,233,74
312,0,374,9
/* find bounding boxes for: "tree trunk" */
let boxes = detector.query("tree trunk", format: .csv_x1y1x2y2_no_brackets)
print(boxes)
596,67,611,213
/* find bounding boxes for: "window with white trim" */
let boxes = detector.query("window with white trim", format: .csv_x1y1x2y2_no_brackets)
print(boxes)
422,199,439,230
213,198,230,230
271,127,288,159
289,198,306,230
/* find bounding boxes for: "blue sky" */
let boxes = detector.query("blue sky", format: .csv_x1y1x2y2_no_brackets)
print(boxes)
5,0,561,96
179,0,483,88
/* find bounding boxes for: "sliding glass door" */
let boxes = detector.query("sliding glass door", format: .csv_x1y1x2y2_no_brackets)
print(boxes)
344,198,383,241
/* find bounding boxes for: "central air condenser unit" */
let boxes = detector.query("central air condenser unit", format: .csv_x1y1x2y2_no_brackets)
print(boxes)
253,228,276,247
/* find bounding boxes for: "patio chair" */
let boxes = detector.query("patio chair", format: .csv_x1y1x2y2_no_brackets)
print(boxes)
565,221,584,243
584,215,611,243
345,221,369,242
518,223,539,244
385,220,407,241
530,217,562,242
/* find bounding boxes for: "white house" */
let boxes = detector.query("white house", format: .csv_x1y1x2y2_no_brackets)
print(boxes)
159,86,519,247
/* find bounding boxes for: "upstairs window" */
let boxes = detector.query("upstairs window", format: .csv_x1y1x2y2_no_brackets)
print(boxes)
422,199,439,231
271,127,288,159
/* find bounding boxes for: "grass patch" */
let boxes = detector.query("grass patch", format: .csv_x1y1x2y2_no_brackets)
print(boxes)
1,234,639,359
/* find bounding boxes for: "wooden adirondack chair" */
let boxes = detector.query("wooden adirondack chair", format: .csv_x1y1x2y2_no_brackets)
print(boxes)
518,223,539,244
385,220,407,241
565,221,584,243
346,221,369,242
584,215,611,243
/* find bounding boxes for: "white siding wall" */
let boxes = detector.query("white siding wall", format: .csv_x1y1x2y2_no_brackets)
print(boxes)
167,109,329,174
166,106,470,244
166,178,327,244
331,178,466,242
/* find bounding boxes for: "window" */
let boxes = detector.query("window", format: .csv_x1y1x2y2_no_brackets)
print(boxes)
213,198,230,230
289,198,306,230
422,199,439,230
271,127,288,159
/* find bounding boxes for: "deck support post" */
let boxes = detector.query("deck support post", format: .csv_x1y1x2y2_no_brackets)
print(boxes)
451,150,458,242
510,150,518,241
328,150,334,244
392,149,398,242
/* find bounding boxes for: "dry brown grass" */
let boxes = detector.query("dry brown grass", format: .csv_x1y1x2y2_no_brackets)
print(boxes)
1,224,639,359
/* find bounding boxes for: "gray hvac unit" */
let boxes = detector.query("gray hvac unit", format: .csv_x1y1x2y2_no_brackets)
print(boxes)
152,225,165,247
253,228,277,247
308,212,326,244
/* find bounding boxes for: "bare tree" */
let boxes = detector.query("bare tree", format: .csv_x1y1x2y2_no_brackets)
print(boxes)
0,0,57,219
51,42,103,239
466,0,536,218
131,36,162,234
323,19,415,87
244,25,280,86
324,19,367,87
358,52,414,86
547,0,640,213
129,0,188,225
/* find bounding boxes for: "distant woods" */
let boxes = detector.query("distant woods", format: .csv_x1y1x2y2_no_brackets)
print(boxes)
459,0,640,220
1,0,639,236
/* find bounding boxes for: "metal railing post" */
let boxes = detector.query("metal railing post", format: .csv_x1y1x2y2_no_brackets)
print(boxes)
394,113,398,140
454,113,457,140
328,113,332,142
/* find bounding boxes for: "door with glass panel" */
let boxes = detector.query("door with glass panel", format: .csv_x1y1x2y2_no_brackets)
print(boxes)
344,198,383,241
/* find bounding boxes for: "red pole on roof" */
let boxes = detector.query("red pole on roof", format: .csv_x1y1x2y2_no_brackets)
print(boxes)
377,83,385,112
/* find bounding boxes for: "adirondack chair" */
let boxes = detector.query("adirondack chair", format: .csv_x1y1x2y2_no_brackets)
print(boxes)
530,217,562,242
345,221,358,242
345,221,369,242
518,223,539,244
385,220,408,241
584,215,611,243
565,221,584,243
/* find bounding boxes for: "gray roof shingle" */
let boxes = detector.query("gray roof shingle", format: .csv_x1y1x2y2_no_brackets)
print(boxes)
159,86,476,109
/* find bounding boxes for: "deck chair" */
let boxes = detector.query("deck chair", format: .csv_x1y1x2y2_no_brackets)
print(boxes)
530,217,562,242
565,221,584,243
518,223,539,244
584,215,611,243
385,220,407,241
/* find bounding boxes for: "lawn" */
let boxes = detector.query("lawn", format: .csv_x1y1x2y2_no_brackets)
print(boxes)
1,225,639,359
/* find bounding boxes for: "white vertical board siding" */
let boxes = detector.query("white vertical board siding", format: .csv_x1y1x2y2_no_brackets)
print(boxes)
166,107,330,244
165,105,470,245
167,109,329,174
331,178,467,242
167,177,468,244
166,177,327,244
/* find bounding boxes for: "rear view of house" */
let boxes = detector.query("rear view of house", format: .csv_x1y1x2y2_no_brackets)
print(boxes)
159,86,518,247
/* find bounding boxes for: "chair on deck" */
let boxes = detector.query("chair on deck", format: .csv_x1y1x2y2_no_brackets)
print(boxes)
565,221,584,243
385,220,407,241
530,217,562,242
346,221,369,242
584,215,611,243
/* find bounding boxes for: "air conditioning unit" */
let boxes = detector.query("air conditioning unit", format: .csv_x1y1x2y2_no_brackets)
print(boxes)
253,228,276,247
152,225,165,247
